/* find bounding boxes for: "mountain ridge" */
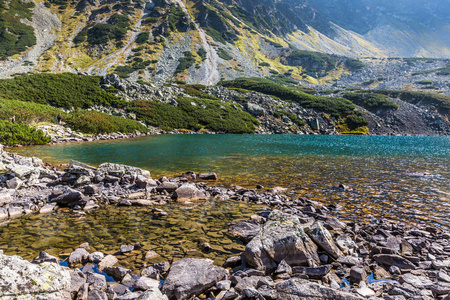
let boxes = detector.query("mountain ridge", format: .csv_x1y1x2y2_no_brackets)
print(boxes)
0,0,449,84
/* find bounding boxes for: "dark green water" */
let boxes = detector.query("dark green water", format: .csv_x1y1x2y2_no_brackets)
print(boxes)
4,135,450,268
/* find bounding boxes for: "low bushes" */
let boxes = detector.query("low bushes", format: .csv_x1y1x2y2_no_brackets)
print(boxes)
373,90,449,117
220,78,355,119
345,114,368,129
0,73,127,108
0,0,36,60
128,98,258,133
0,120,51,145
0,97,62,124
64,111,148,134
175,51,196,74
343,92,399,113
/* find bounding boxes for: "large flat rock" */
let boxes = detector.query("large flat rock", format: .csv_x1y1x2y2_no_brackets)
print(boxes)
276,278,364,300
245,210,319,272
161,258,227,300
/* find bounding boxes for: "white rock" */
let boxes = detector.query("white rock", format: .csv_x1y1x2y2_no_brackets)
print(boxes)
7,177,22,189
0,253,71,298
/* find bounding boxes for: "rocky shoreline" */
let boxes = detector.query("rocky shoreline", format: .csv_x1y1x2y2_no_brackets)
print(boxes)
1,143,450,300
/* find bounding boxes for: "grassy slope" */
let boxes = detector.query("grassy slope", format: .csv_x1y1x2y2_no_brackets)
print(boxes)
0,73,259,134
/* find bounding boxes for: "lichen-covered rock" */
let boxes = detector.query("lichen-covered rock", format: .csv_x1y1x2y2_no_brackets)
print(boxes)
0,253,71,299
6,164,35,179
245,210,319,272
97,163,150,178
161,258,227,300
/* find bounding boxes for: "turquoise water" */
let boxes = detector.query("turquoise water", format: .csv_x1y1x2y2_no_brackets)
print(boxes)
11,135,450,227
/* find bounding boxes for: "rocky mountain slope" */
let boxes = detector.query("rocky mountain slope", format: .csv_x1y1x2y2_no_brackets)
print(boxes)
0,0,449,85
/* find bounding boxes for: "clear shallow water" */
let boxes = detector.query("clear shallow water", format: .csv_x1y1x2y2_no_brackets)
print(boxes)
0,200,263,270
10,135,450,227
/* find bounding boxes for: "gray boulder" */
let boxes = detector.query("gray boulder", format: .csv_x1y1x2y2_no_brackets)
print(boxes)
87,273,107,291
97,163,150,178
70,269,86,297
245,210,319,272
307,221,342,259
6,177,22,189
246,103,266,116
172,184,208,202
50,187,84,205
104,266,131,282
198,173,218,180
156,182,178,193
65,160,96,178
161,258,227,300
98,254,118,271
68,248,89,267
6,163,35,179
373,254,416,270
0,191,13,206
0,208,8,220
229,220,261,244
0,253,71,299
87,289,108,300
88,252,104,263
31,251,59,264
276,278,364,299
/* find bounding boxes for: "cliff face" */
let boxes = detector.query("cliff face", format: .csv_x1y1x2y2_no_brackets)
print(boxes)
0,0,449,84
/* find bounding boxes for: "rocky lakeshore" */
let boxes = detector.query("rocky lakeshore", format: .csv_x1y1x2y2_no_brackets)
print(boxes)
1,144,450,300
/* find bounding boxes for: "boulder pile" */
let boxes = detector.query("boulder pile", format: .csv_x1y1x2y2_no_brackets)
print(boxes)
1,144,450,299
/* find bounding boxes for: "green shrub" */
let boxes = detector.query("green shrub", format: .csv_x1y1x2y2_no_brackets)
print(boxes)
0,0,36,60
345,58,365,71
128,98,258,133
220,78,355,118
175,51,195,74
373,90,450,117
181,85,218,100
167,4,187,32
343,92,399,113
0,120,51,145
136,32,149,44
416,80,433,85
274,111,305,126
64,111,148,134
217,48,233,60
345,114,368,129
197,47,207,61
115,66,135,77
205,27,226,44
0,73,127,108
286,51,337,70
0,97,63,123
